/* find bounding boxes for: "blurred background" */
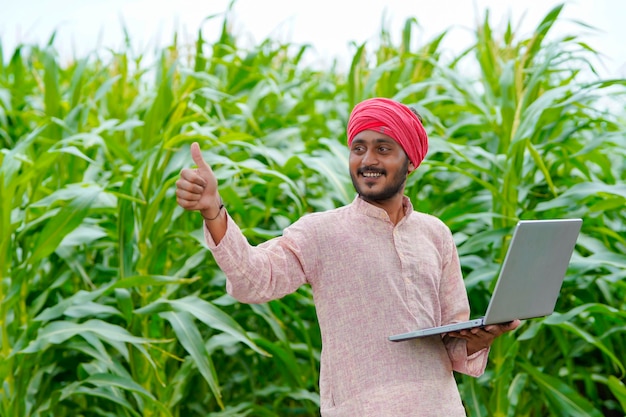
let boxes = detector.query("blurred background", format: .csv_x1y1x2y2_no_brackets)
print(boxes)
2,0,625,77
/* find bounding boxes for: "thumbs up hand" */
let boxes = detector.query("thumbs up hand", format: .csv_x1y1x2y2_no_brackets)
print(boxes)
176,142,222,220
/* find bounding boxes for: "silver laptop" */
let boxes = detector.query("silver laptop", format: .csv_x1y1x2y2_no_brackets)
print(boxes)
388,218,582,342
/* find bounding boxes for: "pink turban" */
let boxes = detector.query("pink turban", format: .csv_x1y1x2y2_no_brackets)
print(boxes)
347,97,428,169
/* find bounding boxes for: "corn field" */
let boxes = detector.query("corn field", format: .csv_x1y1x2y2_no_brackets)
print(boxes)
1,3,626,416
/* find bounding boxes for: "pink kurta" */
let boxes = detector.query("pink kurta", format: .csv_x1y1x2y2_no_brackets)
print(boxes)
205,196,489,416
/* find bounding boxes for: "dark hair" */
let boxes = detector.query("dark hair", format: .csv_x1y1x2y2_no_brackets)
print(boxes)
409,107,424,124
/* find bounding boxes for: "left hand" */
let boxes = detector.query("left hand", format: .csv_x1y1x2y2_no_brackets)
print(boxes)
447,319,521,356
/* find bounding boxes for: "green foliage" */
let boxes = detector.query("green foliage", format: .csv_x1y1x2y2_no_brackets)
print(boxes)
1,3,625,416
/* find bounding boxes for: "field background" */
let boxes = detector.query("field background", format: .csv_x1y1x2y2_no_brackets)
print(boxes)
1,3,626,416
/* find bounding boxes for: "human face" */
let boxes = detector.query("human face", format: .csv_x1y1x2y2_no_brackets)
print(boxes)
349,130,414,203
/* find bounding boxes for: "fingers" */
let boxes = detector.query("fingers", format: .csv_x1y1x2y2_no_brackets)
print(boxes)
176,196,196,210
484,319,521,335
446,332,470,340
179,168,207,188
176,167,206,211
449,327,493,340
175,187,202,202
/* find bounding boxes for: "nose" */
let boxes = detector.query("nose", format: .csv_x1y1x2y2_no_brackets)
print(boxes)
361,149,379,166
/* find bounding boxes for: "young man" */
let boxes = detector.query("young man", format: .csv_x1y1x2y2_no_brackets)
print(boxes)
175,97,519,416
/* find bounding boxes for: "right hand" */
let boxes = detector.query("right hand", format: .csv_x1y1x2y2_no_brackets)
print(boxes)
175,142,221,220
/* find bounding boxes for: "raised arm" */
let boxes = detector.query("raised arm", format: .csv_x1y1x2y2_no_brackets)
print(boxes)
175,142,227,244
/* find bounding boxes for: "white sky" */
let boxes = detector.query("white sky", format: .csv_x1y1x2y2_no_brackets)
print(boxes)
1,0,625,77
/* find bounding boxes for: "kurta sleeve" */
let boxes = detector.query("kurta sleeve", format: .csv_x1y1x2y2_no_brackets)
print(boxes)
438,227,490,377
204,214,309,304
444,335,489,377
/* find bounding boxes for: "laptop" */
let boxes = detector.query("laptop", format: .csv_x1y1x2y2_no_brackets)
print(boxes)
388,218,582,342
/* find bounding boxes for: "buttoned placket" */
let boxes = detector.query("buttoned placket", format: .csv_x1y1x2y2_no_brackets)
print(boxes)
390,214,423,326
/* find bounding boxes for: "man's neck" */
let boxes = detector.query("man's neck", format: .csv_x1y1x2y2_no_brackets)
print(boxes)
359,194,407,225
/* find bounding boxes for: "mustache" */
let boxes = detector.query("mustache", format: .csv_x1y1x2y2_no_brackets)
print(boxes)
358,166,386,175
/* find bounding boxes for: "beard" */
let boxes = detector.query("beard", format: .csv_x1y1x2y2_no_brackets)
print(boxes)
350,157,409,202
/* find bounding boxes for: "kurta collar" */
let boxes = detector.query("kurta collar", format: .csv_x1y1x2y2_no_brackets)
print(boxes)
351,195,414,223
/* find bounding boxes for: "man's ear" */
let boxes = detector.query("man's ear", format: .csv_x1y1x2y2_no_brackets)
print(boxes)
408,161,416,174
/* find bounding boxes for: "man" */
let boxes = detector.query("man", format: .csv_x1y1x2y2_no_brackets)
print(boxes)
175,97,519,416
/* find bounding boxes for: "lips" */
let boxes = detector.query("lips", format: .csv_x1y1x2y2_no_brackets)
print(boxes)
359,168,385,178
